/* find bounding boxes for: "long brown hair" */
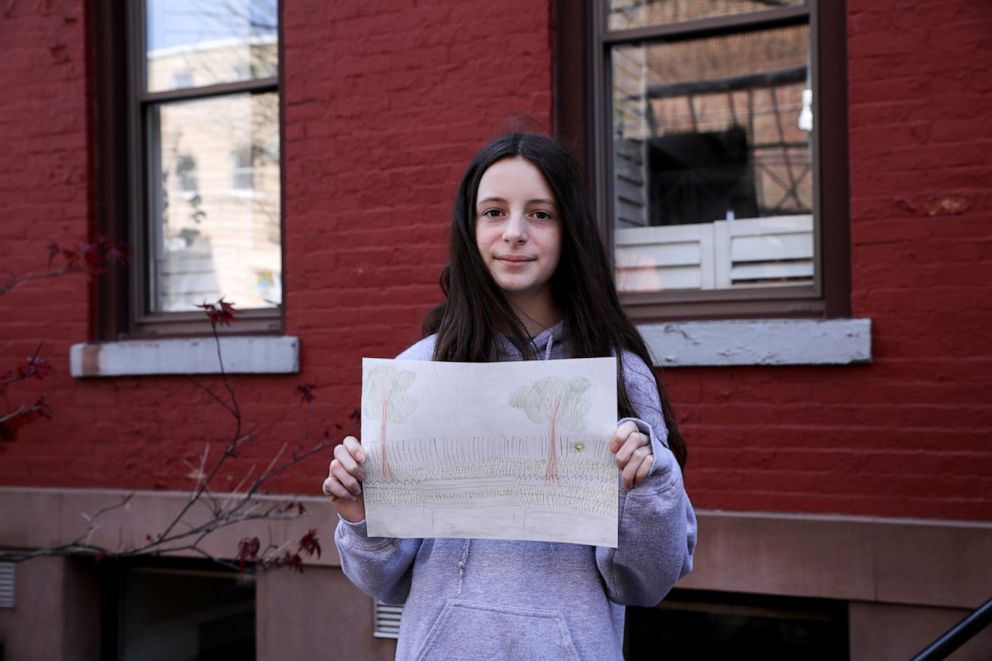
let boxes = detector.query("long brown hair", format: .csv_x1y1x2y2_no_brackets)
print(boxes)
423,133,686,469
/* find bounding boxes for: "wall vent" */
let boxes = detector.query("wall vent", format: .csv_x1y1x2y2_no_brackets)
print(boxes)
373,600,403,639
0,562,14,608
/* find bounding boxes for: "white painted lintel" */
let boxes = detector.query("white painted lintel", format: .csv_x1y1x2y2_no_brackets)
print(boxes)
70,336,300,377
639,318,872,367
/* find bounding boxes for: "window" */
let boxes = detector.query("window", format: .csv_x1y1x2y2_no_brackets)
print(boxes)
624,589,849,660
231,145,255,192
98,558,256,660
93,0,283,337
175,154,198,195
555,0,849,321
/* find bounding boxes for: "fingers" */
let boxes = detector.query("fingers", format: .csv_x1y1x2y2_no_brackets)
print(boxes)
322,436,366,501
621,445,652,490
343,436,366,464
335,437,366,477
611,422,653,490
610,420,639,453
613,423,646,468
330,459,362,499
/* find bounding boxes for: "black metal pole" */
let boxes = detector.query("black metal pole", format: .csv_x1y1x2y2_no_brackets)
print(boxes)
911,596,992,661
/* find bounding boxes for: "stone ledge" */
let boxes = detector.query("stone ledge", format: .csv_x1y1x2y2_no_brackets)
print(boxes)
0,487,338,566
677,510,992,610
70,336,300,377
639,318,872,367
2,487,988,610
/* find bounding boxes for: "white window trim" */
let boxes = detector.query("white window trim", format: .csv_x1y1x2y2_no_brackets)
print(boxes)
640,318,871,367
70,336,299,377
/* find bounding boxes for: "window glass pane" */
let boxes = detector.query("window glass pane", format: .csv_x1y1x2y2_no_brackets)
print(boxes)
146,0,278,92
608,0,805,31
150,92,281,312
611,24,813,293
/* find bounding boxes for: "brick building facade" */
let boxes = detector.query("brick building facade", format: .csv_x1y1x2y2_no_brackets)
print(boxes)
1,1,990,658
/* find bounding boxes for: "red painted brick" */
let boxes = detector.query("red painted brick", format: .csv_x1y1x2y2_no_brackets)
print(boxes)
1,0,991,523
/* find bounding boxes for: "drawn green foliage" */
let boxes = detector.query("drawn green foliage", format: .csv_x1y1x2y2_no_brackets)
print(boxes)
509,376,590,431
363,366,417,422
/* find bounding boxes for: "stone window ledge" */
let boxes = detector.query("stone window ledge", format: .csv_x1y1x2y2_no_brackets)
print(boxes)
70,336,300,377
639,318,871,367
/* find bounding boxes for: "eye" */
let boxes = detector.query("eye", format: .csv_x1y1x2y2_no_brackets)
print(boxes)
532,210,553,221
481,208,504,218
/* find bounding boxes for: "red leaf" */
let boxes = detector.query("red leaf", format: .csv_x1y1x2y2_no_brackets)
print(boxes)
286,552,304,573
196,297,237,327
19,356,52,380
0,396,53,441
105,243,129,266
236,536,261,572
297,383,316,404
298,528,321,558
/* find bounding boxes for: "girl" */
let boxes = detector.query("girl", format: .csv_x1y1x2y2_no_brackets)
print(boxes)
324,133,696,660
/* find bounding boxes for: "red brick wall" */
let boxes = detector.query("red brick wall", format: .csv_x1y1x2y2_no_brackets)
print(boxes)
1,0,989,521
0,0,552,492
679,0,992,520
0,1,96,479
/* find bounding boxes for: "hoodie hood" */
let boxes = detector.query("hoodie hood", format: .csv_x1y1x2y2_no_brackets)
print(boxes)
496,321,566,361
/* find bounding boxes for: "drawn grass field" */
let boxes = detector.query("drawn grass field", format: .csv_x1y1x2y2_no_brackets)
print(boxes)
364,434,619,545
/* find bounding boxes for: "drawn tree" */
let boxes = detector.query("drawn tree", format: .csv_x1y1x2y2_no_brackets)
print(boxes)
363,366,417,482
509,376,590,484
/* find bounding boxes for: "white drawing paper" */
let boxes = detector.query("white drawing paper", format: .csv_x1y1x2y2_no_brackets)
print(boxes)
361,356,619,547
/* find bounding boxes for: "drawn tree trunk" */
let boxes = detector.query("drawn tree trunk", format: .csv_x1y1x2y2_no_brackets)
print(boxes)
380,397,394,482
545,399,562,482
510,377,590,485
363,365,417,482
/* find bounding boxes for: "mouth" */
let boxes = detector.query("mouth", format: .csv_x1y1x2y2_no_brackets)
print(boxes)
496,255,535,264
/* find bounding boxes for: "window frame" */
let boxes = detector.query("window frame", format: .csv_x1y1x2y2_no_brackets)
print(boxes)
554,0,849,322
92,0,286,340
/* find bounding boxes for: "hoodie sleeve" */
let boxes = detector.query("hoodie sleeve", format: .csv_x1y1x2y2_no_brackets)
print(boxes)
595,351,697,606
334,518,422,605
331,336,437,605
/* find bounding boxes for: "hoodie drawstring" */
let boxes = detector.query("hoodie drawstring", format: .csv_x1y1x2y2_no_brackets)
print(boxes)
456,539,472,595
544,334,554,361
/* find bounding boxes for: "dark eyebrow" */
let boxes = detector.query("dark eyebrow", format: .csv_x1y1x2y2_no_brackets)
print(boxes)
476,196,557,206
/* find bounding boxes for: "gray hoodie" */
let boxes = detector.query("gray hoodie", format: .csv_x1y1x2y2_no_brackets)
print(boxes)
334,324,697,660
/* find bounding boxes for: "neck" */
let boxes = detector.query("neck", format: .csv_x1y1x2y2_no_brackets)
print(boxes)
506,291,560,336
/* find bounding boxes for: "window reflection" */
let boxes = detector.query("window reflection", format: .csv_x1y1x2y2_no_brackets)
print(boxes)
146,0,278,92
612,25,814,293
608,0,805,31
151,93,281,312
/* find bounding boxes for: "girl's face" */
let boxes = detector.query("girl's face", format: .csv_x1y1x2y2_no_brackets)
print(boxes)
474,157,562,314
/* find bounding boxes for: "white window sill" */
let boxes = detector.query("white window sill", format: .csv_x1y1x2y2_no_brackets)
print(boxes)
639,318,872,367
70,336,299,377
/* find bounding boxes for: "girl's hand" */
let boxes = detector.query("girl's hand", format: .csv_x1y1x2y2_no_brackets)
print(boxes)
322,436,367,523
611,421,652,490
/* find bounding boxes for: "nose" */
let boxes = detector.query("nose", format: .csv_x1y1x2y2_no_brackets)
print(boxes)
502,212,528,246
